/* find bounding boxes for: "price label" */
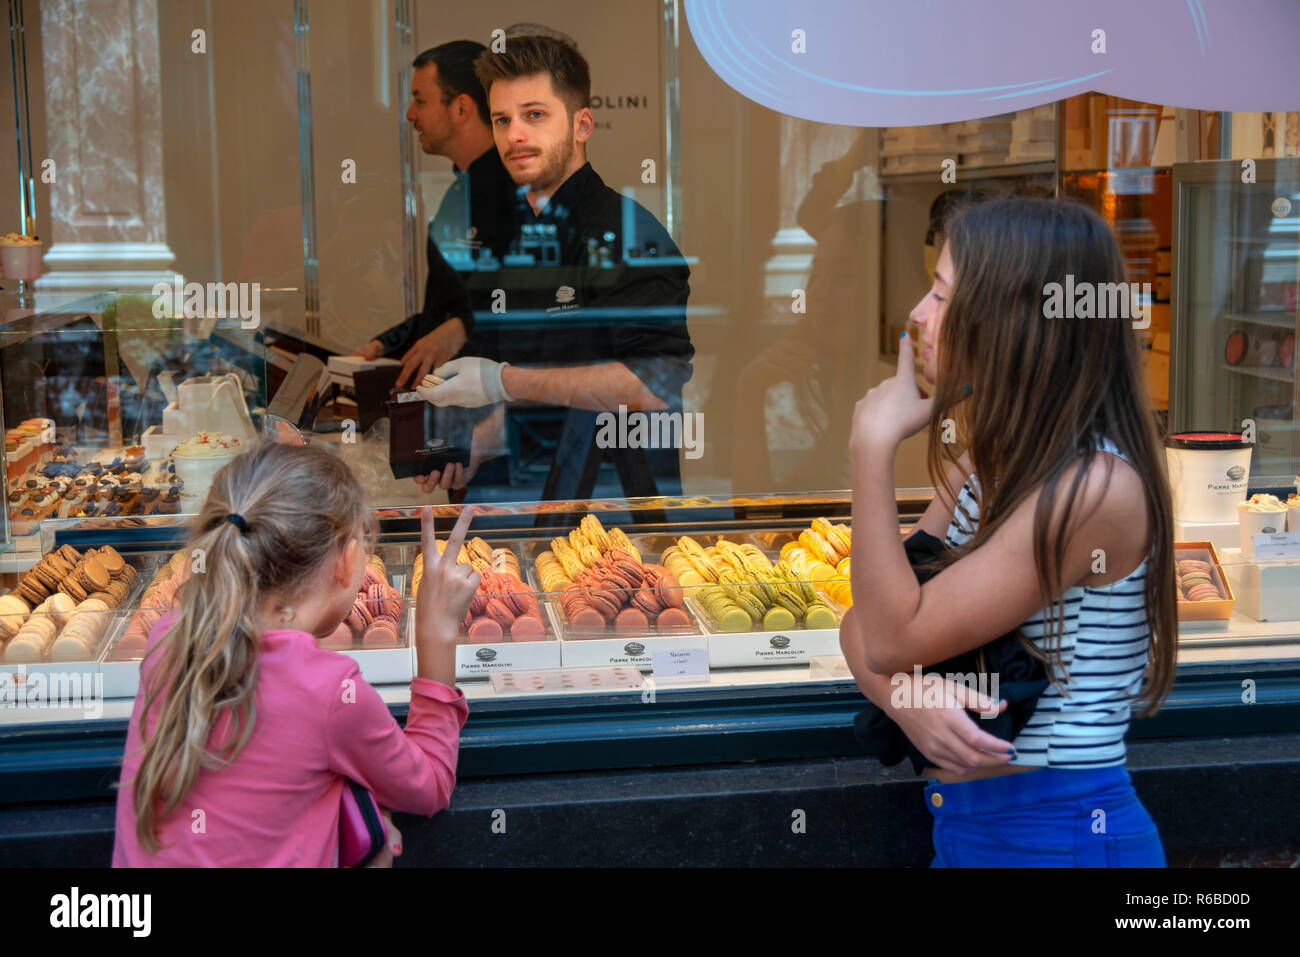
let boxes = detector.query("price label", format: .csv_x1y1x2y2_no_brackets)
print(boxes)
1253,532,1300,561
651,648,709,679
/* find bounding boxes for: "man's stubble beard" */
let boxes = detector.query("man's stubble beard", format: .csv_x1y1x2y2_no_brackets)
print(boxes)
510,130,575,193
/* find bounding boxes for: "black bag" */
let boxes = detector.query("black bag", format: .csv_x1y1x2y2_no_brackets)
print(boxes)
851,529,1049,775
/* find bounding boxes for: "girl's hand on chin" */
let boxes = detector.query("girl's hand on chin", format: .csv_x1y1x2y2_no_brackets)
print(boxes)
852,333,935,451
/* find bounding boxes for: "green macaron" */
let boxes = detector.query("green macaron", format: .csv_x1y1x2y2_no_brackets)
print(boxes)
804,603,838,630
762,606,796,632
715,606,754,632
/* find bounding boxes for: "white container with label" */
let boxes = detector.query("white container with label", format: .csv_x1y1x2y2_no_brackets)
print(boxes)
1165,432,1252,523
686,597,843,667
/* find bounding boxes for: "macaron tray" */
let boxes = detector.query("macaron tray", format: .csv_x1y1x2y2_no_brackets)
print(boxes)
750,521,853,610
7,444,183,535
630,528,846,667
520,515,707,670
1174,542,1235,622
414,535,563,678
508,515,851,669
0,544,156,676
94,546,415,696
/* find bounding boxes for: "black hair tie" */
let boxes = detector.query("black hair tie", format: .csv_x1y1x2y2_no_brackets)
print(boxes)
225,513,249,534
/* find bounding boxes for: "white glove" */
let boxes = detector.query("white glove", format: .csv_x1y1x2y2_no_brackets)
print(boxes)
419,356,512,408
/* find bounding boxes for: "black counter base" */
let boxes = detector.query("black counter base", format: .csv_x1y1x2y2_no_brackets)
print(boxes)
3,732,1297,867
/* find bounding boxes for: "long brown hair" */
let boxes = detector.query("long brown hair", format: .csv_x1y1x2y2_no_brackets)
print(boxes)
131,441,373,852
926,195,1176,715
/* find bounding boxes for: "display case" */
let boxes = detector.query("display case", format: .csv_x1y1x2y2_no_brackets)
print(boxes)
0,290,282,561
0,5,1298,869
1172,157,1300,483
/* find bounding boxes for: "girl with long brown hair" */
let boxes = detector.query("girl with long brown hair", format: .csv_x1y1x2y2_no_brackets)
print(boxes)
840,195,1176,867
113,441,479,866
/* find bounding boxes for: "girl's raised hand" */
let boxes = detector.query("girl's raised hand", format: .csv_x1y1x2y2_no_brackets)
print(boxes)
851,332,935,452
415,505,480,646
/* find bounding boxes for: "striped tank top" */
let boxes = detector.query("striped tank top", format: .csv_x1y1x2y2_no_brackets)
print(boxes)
942,437,1150,768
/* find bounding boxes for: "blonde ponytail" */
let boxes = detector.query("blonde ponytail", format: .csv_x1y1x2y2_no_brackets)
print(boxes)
132,441,372,852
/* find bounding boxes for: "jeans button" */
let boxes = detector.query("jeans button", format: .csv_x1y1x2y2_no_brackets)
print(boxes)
930,792,943,808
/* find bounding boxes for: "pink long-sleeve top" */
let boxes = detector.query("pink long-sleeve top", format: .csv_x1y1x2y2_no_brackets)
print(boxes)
113,614,467,867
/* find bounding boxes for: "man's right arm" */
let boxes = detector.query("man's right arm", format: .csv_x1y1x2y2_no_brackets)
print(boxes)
362,230,476,359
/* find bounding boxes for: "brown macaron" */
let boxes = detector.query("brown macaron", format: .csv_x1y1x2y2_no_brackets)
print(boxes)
33,561,63,592
97,547,126,579
61,577,88,603
16,577,47,607
78,557,110,592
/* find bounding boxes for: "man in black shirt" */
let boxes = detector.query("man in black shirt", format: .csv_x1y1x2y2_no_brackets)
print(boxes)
355,40,517,389
417,35,694,501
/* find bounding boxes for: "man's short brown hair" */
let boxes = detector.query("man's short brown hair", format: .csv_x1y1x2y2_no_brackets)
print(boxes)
474,34,591,116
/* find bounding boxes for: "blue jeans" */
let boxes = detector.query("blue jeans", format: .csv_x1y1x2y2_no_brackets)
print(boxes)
925,765,1165,867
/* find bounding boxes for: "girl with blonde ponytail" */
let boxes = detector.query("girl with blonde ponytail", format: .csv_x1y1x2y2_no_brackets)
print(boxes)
113,440,480,866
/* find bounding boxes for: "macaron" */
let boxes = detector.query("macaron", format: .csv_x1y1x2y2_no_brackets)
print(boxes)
15,578,45,608
4,633,45,663
320,622,353,650
61,577,88,603
630,588,662,617
1186,583,1221,601
484,597,516,629
5,616,57,662
712,605,752,633
45,592,76,626
567,607,606,631
467,616,503,642
0,595,29,639
584,587,621,621
615,607,649,634
655,607,692,631
116,632,148,656
762,606,796,632
509,614,546,642
50,631,91,662
362,621,398,648
345,603,372,633
804,603,839,630
97,547,125,578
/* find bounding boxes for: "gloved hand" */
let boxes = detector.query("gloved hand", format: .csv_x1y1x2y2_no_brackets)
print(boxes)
419,356,512,408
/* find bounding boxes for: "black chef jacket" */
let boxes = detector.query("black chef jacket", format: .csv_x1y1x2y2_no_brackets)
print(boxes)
375,146,517,355
462,161,694,501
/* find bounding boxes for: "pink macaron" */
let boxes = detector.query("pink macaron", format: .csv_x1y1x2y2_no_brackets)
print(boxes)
321,622,353,650
467,616,503,643
509,614,546,642
362,621,398,648
655,607,692,631
614,607,649,634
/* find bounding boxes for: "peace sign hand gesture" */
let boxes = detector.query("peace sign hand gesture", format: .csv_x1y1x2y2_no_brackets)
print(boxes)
414,505,481,685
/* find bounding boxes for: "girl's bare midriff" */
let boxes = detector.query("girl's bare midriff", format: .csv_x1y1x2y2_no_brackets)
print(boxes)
926,763,1041,784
